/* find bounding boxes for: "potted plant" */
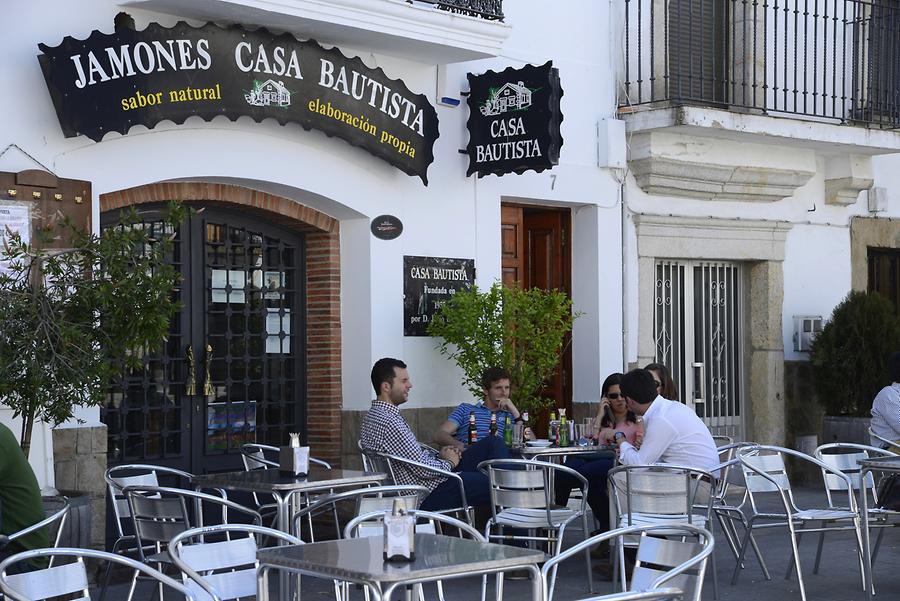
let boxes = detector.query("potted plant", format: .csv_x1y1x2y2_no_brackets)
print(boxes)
427,281,577,416
810,290,900,443
0,204,181,456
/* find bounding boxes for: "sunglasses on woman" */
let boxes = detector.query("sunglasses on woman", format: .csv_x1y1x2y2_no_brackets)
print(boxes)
606,392,622,400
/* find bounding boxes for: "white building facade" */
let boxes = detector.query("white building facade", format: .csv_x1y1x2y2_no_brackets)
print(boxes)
2,0,899,524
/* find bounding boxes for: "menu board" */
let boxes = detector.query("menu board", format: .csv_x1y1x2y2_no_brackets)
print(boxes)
0,204,30,277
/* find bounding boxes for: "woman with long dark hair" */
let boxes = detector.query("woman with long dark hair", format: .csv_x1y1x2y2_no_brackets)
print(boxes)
594,372,642,447
644,362,678,401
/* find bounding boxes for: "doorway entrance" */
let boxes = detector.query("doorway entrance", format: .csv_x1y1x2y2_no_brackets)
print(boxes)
101,204,307,475
654,260,745,438
500,204,572,413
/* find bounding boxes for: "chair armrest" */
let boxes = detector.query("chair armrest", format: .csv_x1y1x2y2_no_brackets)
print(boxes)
381,453,469,514
7,499,69,543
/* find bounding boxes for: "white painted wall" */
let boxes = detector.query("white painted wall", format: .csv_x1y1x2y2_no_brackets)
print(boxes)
1,0,622,484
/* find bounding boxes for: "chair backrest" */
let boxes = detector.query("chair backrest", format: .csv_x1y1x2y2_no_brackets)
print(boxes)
5,497,70,555
869,426,897,450
712,435,734,448
105,464,192,539
169,523,302,601
124,485,262,561
814,442,896,506
630,533,705,599
608,465,712,524
540,523,712,601
0,547,197,601
345,509,485,541
291,484,429,537
479,459,588,526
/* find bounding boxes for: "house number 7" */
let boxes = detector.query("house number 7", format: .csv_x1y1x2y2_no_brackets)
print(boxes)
550,174,557,190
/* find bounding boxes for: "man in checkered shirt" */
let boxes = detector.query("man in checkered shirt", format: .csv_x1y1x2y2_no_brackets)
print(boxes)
360,357,509,512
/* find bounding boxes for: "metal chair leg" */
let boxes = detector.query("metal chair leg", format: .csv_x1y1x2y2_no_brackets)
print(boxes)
812,528,826,574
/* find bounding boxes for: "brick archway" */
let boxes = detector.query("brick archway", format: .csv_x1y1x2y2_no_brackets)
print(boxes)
101,182,343,466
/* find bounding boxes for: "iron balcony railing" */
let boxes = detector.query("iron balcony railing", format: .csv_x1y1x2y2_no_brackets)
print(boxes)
411,0,504,21
620,0,900,128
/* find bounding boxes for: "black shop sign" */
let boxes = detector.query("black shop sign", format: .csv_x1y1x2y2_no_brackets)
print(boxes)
403,256,475,337
465,61,563,178
37,22,439,184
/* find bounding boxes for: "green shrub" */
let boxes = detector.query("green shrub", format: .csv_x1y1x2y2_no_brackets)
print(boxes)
427,282,577,415
810,290,900,416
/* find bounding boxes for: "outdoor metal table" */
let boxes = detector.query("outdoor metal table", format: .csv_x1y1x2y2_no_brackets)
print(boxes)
255,533,546,601
515,444,614,461
192,466,387,533
858,454,900,600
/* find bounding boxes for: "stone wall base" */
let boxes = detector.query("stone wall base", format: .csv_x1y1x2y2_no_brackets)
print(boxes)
53,425,107,549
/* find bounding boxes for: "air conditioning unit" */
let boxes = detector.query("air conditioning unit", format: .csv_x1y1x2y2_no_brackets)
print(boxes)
793,315,824,352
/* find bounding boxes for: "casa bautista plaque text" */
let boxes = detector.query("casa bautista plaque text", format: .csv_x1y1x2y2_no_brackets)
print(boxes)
38,22,439,184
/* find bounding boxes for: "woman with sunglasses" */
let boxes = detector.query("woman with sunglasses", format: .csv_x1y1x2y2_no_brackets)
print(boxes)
594,372,643,447
554,372,637,563
644,362,678,401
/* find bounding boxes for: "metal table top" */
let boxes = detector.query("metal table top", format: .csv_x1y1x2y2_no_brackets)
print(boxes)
858,454,900,470
256,533,546,583
192,467,387,494
515,444,614,458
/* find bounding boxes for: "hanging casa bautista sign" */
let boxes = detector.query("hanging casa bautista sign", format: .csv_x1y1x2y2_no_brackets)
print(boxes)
465,61,563,178
37,22,439,184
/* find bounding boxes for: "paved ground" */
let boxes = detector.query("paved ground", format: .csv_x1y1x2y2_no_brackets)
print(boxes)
99,486,900,601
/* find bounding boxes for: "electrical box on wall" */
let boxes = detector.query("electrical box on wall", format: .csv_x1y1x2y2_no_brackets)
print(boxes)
793,315,823,352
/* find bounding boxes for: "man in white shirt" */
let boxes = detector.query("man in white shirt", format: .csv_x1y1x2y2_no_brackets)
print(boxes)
616,368,719,471
871,351,900,449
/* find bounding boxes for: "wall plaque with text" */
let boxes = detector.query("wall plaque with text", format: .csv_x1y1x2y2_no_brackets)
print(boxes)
38,22,439,184
403,256,475,336
465,61,563,178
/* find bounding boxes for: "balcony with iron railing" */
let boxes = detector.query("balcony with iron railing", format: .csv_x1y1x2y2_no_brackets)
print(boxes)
123,0,509,63
617,0,900,203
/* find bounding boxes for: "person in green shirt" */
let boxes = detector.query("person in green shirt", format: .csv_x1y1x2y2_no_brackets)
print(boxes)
0,422,50,570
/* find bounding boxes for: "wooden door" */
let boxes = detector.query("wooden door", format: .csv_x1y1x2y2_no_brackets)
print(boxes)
500,204,572,425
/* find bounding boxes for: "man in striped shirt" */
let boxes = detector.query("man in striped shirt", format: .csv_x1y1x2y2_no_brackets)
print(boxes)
360,358,508,512
433,367,522,450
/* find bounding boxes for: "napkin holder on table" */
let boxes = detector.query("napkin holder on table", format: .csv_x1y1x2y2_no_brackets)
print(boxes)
279,445,309,477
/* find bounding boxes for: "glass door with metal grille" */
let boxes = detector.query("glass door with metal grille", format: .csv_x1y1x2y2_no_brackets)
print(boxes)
654,260,744,438
101,204,307,474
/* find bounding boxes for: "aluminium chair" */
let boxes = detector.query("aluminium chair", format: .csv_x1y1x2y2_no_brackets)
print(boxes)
169,523,303,601
868,426,899,451
813,442,900,574
360,445,475,525
541,522,714,601
607,463,717,598
122,485,261,601
478,458,592,601
0,547,197,601
0,497,69,567
239,442,337,538
734,444,864,601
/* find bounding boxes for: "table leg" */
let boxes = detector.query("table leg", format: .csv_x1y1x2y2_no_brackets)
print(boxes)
526,564,542,601
257,565,270,601
861,468,873,600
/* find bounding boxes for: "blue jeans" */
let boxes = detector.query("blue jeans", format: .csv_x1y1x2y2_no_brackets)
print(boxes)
421,436,509,511
554,455,615,531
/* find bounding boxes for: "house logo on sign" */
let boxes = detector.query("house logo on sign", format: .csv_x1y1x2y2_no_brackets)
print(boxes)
480,81,532,116
245,79,291,107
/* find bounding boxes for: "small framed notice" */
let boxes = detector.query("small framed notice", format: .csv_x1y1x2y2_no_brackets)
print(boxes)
403,256,475,336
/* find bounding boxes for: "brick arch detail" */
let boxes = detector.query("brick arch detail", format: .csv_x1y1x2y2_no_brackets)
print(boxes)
100,182,343,466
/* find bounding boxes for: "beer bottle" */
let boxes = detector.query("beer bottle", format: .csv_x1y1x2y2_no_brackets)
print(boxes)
489,411,498,436
549,411,559,445
468,411,478,445
504,415,513,447
559,408,569,447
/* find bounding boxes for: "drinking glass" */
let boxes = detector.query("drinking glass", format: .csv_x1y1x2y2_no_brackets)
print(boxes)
512,423,525,448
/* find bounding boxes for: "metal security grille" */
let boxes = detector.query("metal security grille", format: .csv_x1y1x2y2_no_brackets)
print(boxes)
102,206,306,474
654,260,744,438
103,217,186,465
